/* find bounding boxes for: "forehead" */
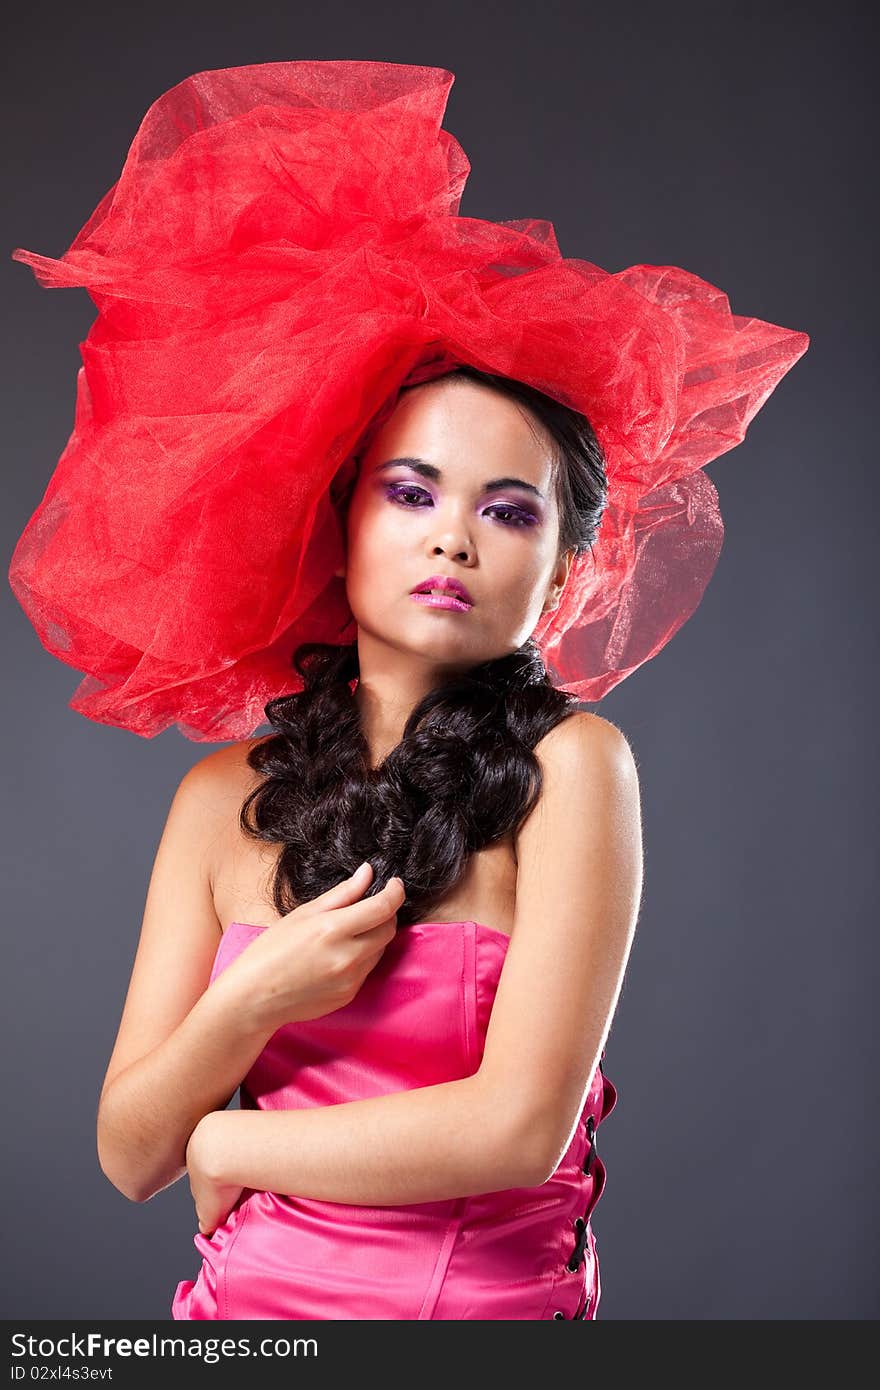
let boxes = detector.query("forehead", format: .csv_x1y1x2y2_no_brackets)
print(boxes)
363,378,555,480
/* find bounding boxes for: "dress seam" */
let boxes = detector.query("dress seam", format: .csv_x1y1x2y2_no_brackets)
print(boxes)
221,1193,252,1319
416,923,478,1319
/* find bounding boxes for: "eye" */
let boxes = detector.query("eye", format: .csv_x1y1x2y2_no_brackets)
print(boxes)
485,504,538,528
383,484,538,528
384,483,430,508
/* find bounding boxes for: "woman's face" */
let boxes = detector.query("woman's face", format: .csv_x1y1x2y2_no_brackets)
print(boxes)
339,375,573,677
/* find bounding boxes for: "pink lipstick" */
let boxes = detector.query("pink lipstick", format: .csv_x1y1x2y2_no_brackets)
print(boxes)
410,574,474,611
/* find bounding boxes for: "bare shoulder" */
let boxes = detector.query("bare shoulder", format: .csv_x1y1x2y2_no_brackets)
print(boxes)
174,736,275,883
181,735,273,812
514,710,641,858
534,709,639,774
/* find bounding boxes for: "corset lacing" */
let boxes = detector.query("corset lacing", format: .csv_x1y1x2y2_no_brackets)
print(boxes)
551,1051,617,1320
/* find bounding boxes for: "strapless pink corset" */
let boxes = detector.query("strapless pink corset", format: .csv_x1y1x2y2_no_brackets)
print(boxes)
171,919,617,1321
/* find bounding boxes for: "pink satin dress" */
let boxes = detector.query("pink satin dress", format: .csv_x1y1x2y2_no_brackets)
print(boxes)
171,919,618,1321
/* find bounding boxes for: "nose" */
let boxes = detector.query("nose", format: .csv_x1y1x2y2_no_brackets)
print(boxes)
427,512,475,564
430,540,473,562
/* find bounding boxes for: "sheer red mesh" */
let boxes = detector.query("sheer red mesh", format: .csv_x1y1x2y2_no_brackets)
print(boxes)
9,60,810,740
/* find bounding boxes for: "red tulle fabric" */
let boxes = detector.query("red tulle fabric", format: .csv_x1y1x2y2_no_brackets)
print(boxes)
9,60,810,740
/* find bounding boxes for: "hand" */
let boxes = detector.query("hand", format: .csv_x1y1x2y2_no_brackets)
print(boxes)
185,1114,245,1236
219,861,405,1033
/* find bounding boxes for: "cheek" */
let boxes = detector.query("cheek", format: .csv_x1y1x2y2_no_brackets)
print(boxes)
496,543,550,597
345,497,402,579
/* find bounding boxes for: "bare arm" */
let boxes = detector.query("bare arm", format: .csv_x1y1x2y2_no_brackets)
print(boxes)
96,749,271,1203
481,711,643,1171
98,974,273,1203
194,1072,542,1208
194,712,643,1207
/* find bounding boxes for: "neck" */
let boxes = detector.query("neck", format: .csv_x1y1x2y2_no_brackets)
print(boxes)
351,633,467,768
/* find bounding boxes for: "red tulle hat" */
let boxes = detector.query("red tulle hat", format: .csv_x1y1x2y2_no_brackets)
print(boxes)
10,60,809,741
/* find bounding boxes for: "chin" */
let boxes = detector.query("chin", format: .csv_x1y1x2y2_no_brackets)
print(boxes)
406,635,481,666
368,622,478,665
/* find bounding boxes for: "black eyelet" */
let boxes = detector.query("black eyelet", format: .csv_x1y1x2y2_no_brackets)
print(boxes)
566,1215,589,1273
553,1310,566,1319
582,1115,597,1176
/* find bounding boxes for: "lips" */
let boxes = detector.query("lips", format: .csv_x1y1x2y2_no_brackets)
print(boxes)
411,575,475,605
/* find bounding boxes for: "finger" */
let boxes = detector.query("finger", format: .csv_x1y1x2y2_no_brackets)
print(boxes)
354,925,398,961
289,862,375,920
331,877,406,938
358,911,401,945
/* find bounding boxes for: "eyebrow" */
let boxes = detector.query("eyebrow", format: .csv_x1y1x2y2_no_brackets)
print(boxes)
373,457,547,502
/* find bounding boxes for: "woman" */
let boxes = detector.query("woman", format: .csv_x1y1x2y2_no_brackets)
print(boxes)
104,361,634,1319
9,59,809,1320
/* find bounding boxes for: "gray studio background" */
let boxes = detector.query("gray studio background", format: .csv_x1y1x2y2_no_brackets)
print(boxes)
3,1,875,1320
